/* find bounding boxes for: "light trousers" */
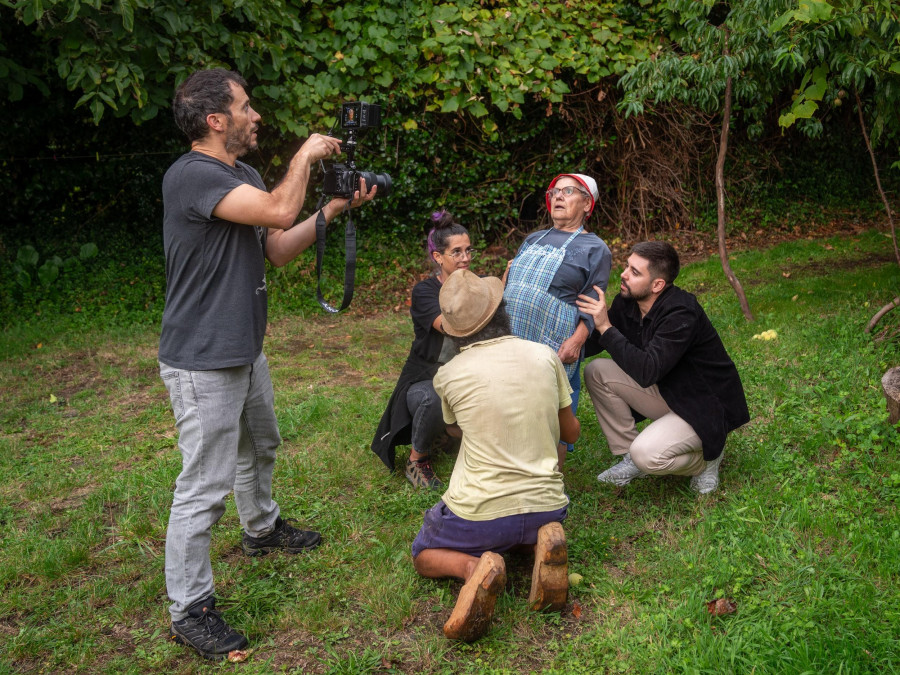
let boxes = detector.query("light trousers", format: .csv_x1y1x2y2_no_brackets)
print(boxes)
160,351,281,620
583,358,705,476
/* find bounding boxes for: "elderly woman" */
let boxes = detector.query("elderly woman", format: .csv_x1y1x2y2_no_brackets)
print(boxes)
372,210,474,488
504,173,612,451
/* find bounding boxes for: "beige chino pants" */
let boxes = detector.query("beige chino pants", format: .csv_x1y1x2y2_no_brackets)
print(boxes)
583,358,705,476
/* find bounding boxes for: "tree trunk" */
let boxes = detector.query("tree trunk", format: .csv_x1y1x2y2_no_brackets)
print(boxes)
855,88,900,267
882,367,900,427
715,71,754,321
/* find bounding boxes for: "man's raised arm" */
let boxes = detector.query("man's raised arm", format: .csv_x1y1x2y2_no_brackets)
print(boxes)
213,133,342,229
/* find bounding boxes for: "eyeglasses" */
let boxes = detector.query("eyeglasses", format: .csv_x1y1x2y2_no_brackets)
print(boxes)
547,186,588,199
442,247,476,260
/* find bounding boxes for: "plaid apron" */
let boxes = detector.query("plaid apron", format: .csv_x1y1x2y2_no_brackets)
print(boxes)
503,227,583,379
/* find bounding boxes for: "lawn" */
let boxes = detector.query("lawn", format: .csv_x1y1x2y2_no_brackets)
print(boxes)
1,229,899,674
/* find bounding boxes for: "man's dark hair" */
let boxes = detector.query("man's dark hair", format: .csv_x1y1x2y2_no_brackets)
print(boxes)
631,241,680,285
451,301,511,350
173,68,248,142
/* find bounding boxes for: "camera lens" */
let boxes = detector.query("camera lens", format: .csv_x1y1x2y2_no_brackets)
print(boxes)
358,171,392,197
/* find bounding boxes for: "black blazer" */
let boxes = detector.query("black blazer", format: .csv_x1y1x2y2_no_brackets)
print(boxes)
585,285,750,460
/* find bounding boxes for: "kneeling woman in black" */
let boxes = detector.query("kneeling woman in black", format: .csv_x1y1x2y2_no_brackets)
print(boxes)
371,210,474,489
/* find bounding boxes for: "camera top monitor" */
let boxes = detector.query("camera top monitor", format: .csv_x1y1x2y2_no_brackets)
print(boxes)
341,102,381,129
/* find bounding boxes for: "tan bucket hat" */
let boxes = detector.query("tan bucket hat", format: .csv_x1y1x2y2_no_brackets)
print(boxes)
439,269,505,337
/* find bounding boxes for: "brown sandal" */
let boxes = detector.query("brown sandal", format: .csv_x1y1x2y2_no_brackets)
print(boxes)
443,552,506,641
528,522,568,611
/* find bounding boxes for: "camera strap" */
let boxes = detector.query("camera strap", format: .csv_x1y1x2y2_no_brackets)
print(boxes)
314,196,356,313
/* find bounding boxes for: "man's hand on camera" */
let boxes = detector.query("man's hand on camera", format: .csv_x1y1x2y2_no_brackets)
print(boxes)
329,177,377,213
297,133,342,164
351,178,377,207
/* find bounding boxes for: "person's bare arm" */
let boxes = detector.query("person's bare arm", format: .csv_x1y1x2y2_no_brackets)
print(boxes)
558,405,581,445
557,320,589,364
501,259,513,285
213,133,342,229
557,404,580,470
266,179,376,267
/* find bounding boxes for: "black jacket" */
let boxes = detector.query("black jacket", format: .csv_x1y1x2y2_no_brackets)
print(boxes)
371,276,445,471
586,285,750,460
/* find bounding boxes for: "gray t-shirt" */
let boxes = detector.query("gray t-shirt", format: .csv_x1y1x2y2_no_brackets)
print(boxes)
159,151,269,370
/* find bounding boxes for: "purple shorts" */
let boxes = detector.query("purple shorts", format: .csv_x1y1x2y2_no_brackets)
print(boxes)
411,500,568,560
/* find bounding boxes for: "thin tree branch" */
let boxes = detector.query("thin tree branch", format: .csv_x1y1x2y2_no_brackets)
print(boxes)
715,29,754,321
865,296,900,334
855,88,900,267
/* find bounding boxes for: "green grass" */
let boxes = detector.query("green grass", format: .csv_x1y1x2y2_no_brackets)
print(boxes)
1,229,899,673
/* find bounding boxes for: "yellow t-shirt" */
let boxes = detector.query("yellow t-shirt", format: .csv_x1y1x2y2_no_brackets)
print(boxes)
433,335,572,521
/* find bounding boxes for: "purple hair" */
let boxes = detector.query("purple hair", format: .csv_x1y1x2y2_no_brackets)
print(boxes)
426,211,445,253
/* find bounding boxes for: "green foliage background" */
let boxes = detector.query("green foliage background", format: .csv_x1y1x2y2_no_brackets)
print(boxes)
1,4,899,668
1,0,898,330
1,0,658,127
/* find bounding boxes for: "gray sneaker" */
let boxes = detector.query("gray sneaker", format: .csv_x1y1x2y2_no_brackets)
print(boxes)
597,453,644,487
405,456,444,489
690,452,724,494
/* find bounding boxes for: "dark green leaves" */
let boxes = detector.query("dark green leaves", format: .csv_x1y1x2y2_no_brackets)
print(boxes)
4,0,660,132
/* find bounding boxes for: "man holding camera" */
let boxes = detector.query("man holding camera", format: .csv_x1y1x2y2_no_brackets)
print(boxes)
159,68,375,660
576,241,749,495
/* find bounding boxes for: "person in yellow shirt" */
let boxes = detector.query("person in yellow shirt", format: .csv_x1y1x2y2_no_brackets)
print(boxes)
410,270,581,642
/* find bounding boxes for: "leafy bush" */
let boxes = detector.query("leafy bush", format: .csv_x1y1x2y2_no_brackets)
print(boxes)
2,0,896,291
12,242,97,291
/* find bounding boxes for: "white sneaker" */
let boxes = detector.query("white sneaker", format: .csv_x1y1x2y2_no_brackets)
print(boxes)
597,453,644,487
690,452,724,494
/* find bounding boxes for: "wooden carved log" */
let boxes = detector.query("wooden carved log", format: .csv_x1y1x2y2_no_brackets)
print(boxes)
883,367,900,427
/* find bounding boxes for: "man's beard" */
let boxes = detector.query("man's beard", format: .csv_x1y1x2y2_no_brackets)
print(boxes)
225,124,257,157
620,282,650,302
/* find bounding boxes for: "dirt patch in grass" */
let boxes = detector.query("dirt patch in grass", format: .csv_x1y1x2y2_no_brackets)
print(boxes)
303,345,370,388
779,248,897,276
1,343,167,453
266,628,330,673
275,363,373,392
602,520,666,581
269,322,389,390
272,314,405,350
18,345,159,403
357,325,410,352
49,483,97,514
115,387,166,420
38,355,107,402
0,619,18,638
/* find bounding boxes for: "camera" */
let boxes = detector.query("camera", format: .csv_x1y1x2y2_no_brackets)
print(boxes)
322,102,392,198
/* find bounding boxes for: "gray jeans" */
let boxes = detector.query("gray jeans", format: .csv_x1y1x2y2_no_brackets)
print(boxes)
406,379,445,455
160,351,281,620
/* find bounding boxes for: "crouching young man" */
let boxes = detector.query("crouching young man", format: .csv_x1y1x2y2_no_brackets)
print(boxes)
411,269,581,641
576,241,750,495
